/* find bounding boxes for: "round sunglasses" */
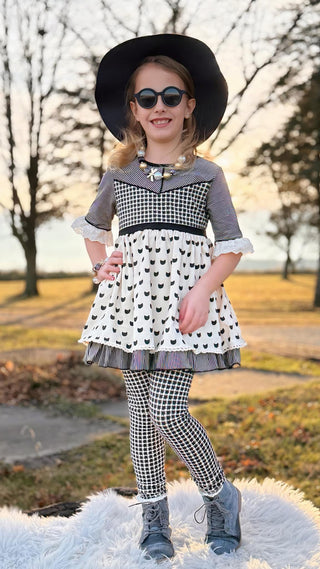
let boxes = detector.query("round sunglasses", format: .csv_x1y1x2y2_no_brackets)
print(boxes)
133,86,189,109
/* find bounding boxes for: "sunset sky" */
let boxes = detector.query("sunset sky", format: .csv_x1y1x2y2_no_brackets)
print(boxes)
0,0,317,273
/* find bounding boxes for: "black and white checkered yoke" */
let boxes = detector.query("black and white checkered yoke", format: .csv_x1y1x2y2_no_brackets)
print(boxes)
114,180,211,231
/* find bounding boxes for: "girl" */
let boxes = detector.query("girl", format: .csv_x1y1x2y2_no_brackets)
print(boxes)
72,34,253,561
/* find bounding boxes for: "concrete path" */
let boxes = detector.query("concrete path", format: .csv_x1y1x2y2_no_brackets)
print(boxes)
189,367,315,400
0,403,127,464
0,368,316,465
242,324,320,360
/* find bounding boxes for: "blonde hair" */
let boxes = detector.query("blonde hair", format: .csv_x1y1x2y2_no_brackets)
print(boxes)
108,55,199,170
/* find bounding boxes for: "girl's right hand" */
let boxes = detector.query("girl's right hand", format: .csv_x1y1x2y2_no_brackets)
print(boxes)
96,250,123,282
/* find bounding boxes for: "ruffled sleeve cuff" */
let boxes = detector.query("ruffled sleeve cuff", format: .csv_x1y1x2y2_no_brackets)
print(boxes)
213,237,254,258
71,216,113,246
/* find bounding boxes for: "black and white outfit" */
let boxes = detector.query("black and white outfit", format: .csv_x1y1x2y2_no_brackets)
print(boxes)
72,155,253,500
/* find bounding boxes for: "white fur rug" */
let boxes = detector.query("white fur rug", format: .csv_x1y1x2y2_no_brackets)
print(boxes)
0,478,319,569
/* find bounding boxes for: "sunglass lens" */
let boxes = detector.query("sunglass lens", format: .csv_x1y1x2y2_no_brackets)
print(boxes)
137,89,156,108
163,87,182,106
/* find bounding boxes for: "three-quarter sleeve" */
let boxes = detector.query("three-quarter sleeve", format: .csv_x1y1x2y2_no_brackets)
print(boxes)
71,171,116,245
207,166,254,258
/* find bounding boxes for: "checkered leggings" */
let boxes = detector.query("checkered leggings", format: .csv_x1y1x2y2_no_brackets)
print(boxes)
123,369,225,500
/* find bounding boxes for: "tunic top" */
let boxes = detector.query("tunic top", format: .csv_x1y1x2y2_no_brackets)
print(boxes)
72,156,253,372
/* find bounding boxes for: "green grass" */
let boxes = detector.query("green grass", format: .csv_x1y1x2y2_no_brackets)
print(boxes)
45,398,106,419
1,379,319,511
0,434,133,511
242,349,320,376
43,397,129,426
192,380,320,509
226,273,319,325
0,274,319,330
0,325,81,351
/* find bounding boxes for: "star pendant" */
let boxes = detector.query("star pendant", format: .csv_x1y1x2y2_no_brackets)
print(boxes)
147,167,160,182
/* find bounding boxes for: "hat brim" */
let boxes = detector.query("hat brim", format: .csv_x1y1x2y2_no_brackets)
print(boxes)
95,34,228,144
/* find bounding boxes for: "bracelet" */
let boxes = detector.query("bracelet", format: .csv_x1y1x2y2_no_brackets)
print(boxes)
92,259,105,275
92,257,109,284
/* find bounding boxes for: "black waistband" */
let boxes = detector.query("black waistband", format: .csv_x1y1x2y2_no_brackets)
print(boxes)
119,222,206,237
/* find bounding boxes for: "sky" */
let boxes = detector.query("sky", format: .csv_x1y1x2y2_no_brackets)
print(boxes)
0,0,317,274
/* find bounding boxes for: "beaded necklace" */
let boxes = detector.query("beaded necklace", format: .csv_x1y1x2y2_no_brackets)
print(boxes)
137,148,186,182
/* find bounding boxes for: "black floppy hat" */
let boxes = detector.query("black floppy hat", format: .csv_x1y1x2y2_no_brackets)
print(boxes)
95,34,228,144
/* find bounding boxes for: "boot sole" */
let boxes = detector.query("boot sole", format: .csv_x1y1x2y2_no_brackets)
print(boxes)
143,549,175,562
236,486,242,548
237,487,242,512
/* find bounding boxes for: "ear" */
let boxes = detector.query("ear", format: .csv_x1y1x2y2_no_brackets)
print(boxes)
185,97,196,119
130,100,140,122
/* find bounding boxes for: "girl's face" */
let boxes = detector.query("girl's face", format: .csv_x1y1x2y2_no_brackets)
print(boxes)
130,63,196,149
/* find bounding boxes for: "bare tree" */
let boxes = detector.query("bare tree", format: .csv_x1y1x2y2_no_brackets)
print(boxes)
0,0,70,296
244,44,320,302
244,139,316,280
68,0,317,164
265,206,313,280
62,0,315,179
209,0,318,157
1,0,317,295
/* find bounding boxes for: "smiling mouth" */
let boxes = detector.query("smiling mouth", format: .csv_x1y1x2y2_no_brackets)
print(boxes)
151,119,171,126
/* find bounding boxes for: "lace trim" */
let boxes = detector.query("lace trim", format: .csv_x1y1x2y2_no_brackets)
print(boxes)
71,216,113,246
79,338,246,354
213,237,254,258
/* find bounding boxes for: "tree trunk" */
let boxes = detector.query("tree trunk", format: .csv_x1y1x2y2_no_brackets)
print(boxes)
282,256,290,280
314,253,320,308
282,241,292,280
24,240,39,297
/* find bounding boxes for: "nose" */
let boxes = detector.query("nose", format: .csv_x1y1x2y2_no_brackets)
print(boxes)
153,94,166,111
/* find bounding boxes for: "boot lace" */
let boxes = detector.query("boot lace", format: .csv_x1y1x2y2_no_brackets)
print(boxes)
194,500,228,532
145,504,163,530
130,501,166,533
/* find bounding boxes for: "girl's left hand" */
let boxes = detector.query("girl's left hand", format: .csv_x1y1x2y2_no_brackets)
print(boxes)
179,285,210,335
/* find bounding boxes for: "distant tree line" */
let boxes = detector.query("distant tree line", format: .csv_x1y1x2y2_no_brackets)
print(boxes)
0,0,319,305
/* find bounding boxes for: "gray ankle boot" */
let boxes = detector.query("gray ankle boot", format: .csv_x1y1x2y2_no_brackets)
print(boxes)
139,497,174,561
197,480,241,555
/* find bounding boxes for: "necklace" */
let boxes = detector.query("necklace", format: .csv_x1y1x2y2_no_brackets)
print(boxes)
137,148,186,182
